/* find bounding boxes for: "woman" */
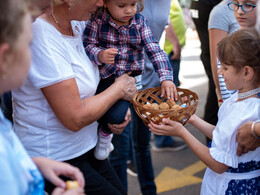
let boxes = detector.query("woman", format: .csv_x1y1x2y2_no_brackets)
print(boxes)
12,0,137,194
0,0,84,194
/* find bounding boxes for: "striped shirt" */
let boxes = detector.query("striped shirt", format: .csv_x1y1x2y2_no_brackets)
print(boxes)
83,8,173,82
217,60,237,101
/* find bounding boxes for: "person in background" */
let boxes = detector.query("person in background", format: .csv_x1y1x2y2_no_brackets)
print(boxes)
190,0,220,137
208,0,240,106
0,0,84,194
149,27,260,194
0,0,53,123
152,0,187,152
109,0,184,194
83,0,177,160
12,0,137,194
236,0,260,156
217,0,258,102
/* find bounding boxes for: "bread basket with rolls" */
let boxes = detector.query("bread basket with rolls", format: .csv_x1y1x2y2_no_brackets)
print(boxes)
132,87,199,126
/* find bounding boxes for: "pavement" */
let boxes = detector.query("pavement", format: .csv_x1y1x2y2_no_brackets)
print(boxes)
127,29,210,195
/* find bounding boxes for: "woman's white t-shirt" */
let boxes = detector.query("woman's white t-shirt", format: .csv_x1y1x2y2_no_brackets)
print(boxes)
12,18,100,161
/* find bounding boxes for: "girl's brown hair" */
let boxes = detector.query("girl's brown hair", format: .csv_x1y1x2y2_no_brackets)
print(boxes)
217,28,260,81
0,0,28,49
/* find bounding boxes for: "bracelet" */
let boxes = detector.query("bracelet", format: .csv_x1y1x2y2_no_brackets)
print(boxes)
251,120,260,139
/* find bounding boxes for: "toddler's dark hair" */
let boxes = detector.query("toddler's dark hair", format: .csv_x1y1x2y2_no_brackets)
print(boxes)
217,28,260,82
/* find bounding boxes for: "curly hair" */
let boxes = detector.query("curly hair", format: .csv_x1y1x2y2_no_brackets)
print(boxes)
0,0,28,49
217,28,260,82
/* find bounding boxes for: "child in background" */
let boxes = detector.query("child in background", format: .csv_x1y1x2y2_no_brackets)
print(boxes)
218,0,258,102
149,28,260,194
83,0,177,160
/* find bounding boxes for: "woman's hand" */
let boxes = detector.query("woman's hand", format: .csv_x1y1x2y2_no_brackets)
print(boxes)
52,187,85,195
236,122,260,156
161,80,178,101
148,118,185,137
32,157,85,189
108,108,131,134
114,74,137,102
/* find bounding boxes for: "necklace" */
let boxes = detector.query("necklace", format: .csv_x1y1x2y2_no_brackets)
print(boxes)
237,87,260,100
51,13,73,36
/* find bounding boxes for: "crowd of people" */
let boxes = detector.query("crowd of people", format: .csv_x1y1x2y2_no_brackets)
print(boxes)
0,0,259,194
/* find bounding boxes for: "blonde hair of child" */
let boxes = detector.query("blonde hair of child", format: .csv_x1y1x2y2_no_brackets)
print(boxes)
0,0,28,49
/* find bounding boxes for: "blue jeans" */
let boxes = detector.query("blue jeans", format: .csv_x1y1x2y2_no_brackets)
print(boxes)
96,77,130,134
110,105,157,195
153,52,181,147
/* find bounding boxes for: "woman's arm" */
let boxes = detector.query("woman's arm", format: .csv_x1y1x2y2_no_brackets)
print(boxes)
41,74,136,132
209,28,228,102
148,119,228,173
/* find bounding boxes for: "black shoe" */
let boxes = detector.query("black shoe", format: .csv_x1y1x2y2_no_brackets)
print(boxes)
127,161,138,177
152,140,187,152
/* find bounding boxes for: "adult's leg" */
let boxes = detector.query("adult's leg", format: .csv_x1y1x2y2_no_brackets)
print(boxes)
45,149,126,195
130,105,157,195
109,123,131,191
190,0,219,127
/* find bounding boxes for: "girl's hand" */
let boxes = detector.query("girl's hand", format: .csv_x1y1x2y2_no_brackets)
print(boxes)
161,80,178,100
148,118,185,137
52,187,85,195
108,108,131,134
32,157,85,189
98,48,118,64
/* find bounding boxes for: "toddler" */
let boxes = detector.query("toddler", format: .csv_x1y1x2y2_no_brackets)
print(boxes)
83,0,177,160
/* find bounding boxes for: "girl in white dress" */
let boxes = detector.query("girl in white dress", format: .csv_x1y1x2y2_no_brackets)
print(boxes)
148,27,260,194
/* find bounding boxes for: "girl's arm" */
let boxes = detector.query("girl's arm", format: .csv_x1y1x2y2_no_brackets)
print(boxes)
188,114,215,140
41,74,136,132
148,119,228,174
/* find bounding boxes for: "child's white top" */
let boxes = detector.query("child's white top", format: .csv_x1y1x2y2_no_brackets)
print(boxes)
201,93,260,194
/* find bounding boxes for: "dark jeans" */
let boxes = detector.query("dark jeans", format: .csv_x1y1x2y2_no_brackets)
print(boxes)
96,77,130,134
190,0,219,129
169,52,181,87
1,91,13,123
110,105,157,195
44,149,126,195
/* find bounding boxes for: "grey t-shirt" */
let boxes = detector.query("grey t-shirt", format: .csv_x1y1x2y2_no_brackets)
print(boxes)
208,0,240,32
141,0,172,90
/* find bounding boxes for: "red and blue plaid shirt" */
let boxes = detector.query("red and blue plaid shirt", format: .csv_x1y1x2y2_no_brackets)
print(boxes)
83,8,173,82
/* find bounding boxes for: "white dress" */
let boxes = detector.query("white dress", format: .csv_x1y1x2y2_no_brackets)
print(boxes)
201,93,260,194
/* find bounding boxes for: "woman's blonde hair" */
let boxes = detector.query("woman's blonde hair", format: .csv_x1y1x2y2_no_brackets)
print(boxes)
0,0,28,49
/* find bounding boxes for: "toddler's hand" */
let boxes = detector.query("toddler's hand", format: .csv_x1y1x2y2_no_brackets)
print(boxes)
161,80,178,100
98,48,118,64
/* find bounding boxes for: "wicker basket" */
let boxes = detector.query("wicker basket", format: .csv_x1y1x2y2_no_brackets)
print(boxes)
133,87,199,126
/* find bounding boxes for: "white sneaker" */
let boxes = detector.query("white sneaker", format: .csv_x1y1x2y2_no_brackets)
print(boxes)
94,131,113,160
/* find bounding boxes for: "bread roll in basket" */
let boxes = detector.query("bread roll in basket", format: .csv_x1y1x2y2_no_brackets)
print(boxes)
132,87,199,126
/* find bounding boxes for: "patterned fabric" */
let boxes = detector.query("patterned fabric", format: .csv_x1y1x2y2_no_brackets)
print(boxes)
83,8,173,82
225,176,260,195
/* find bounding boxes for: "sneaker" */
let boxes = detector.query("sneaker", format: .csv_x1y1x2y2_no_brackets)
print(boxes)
127,161,138,177
152,140,187,152
94,131,113,160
